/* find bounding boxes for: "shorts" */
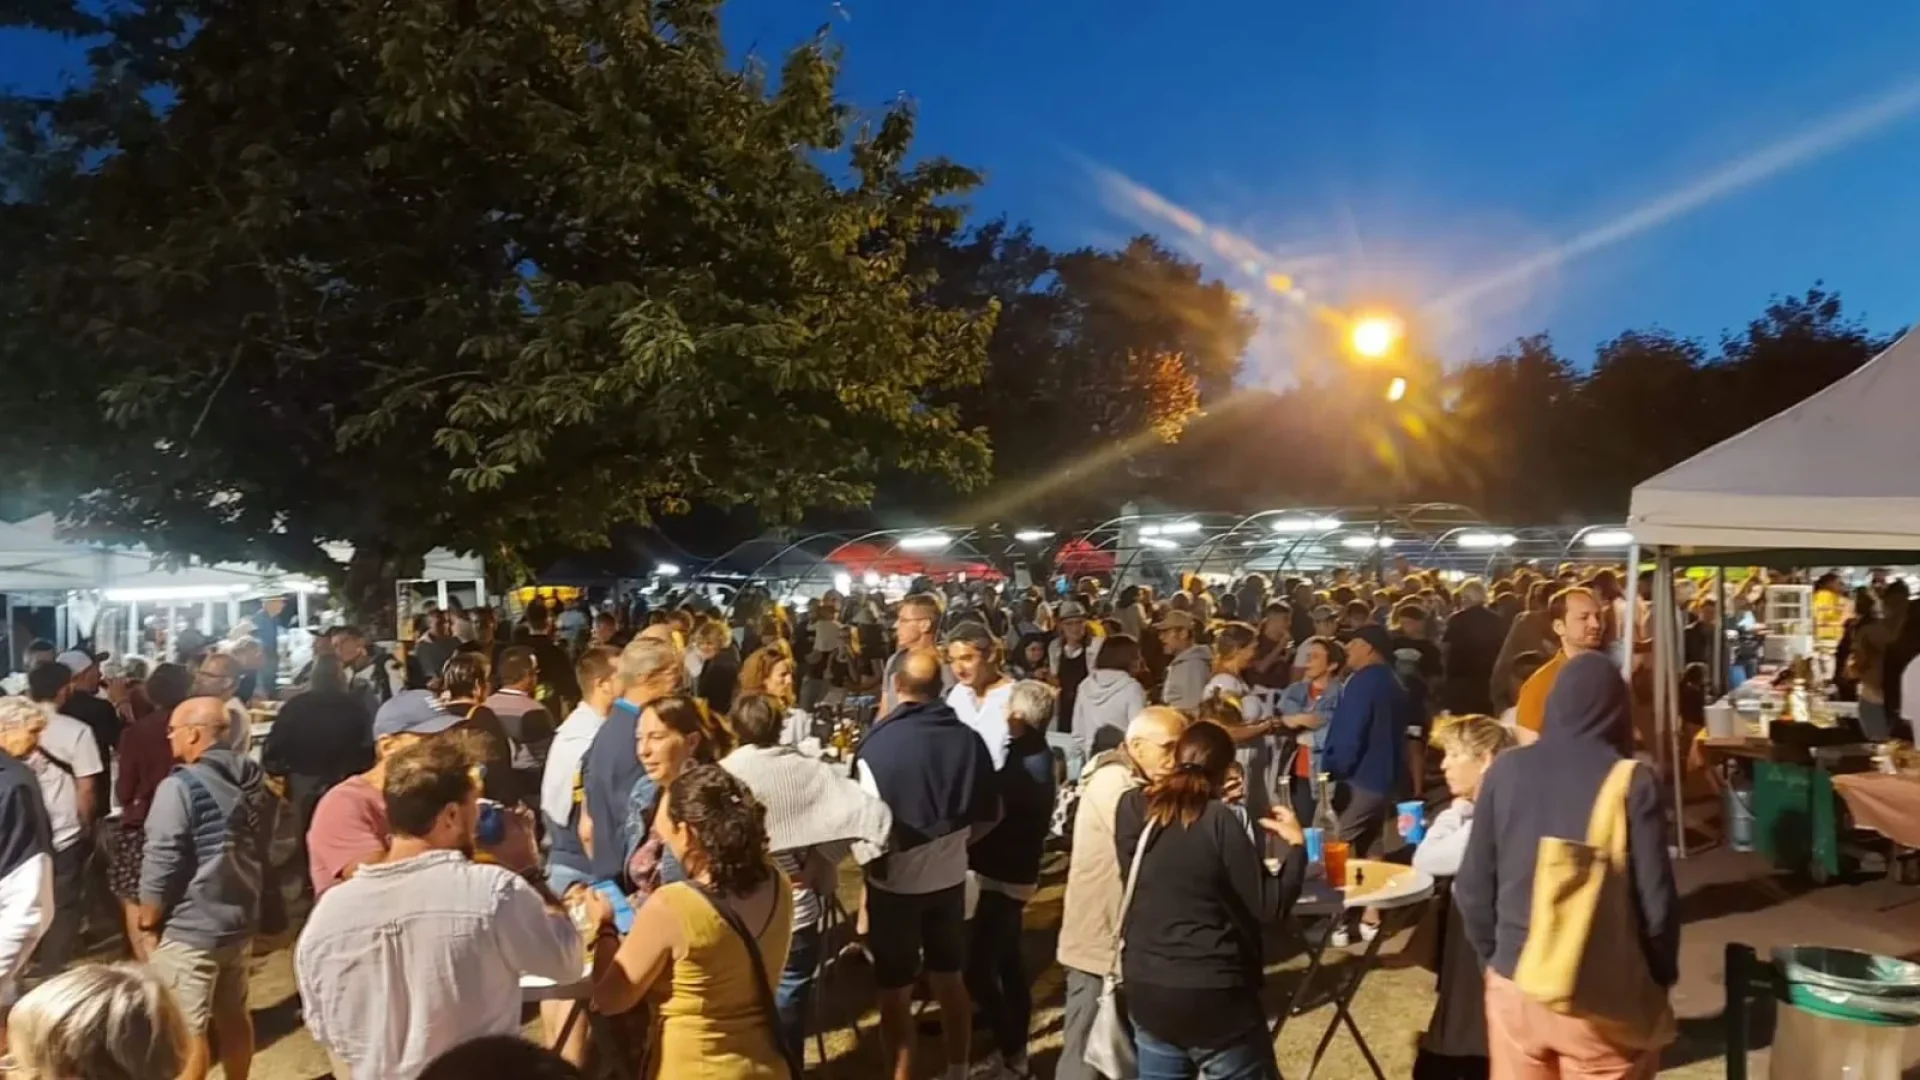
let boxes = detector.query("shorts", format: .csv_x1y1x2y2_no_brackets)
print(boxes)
865,883,965,990
150,939,250,1032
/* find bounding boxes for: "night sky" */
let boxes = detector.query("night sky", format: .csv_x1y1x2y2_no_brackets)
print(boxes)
10,1,1920,382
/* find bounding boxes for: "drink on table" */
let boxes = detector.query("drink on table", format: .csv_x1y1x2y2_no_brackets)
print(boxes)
1323,839,1350,888
1310,773,1341,877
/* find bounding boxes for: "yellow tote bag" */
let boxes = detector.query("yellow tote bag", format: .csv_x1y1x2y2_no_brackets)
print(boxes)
1513,759,1676,1050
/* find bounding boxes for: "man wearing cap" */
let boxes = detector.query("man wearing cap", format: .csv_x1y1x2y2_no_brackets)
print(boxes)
1046,600,1102,727
54,648,122,768
1321,624,1412,867
139,695,278,1080
305,690,463,899
22,661,103,973
1155,610,1213,713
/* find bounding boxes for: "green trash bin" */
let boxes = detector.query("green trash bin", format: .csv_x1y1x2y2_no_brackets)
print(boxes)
1726,944,1920,1079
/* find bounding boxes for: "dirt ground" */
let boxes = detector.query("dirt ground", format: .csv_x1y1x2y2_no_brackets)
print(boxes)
223,844,1920,1079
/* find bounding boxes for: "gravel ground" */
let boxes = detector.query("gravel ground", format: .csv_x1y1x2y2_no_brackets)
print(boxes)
226,850,1796,1079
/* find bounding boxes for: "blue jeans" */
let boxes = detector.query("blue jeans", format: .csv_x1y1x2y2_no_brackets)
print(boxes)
775,924,822,1058
1134,1023,1279,1080
966,890,1032,1060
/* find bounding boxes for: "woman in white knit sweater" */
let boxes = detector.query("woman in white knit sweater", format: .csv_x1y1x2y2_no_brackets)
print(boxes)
719,694,891,1059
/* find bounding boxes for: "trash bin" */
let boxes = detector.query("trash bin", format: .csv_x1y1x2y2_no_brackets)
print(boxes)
1725,944,1920,1079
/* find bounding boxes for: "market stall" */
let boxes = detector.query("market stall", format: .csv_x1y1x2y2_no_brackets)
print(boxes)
1628,323,1920,867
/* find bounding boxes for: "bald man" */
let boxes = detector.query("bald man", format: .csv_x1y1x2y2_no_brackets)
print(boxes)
1056,705,1189,1080
140,696,276,1080
855,647,1001,1080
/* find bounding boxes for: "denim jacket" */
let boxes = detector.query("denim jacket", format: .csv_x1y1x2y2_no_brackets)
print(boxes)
1276,677,1344,780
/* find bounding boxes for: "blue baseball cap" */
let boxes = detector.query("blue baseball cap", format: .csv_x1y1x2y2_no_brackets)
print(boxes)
373,690,462,739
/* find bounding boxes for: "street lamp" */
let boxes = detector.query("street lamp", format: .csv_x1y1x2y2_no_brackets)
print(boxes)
1349,313,1403,359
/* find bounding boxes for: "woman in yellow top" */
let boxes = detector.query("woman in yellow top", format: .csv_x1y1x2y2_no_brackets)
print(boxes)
590,765,796,1080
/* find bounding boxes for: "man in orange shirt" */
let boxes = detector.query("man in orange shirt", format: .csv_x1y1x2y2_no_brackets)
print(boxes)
1514,587,1606,735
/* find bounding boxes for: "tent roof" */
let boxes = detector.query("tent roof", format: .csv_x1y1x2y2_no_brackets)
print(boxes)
1627,325,1920,552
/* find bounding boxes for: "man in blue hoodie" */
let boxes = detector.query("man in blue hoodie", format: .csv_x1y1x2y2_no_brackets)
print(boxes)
1321,623,1410,857
855,649,1000,1080
139,695,278,1080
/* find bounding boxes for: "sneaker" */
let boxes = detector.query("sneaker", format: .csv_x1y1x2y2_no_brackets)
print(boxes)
1357,920,1380,944
1329,925,1353,948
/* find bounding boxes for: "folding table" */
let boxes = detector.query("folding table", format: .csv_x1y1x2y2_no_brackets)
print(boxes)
1271,859,1434,1080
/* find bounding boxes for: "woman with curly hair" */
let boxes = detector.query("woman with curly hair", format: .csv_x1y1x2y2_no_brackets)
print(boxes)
590,765,794,1080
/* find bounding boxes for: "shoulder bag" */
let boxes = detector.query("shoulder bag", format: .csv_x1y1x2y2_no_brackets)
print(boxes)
1085,820,1155,1080
1513,759,1676,1049
687,880,805,1079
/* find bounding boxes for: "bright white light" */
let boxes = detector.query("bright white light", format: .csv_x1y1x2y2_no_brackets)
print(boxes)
1014,530,1055,543
1339,535,1397,551
654,562,681,577
1456,532,1518,550
1350,314,1403,359
831,573,853,595
1141,537,1179,550
1139,524,1162,537
1271,516,1342,534
104,584,250,603
280,578,327,595
1386,376,1408,403
1160,520,1203,536
862,571,881,587
899,533,951,552
1582,530,1635,549
1441,569,1467,583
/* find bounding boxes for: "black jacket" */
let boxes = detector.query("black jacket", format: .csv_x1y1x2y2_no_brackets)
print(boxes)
1455,652,1680,987
1441,604,1505,714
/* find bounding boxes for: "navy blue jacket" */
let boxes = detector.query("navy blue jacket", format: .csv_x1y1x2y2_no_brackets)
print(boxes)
856,698,999,855
1321,662,1410,796
969,726,1056,887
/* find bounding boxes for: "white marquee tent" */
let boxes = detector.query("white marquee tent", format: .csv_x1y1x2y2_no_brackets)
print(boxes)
1629,325,1920,554
1625,321,1919,858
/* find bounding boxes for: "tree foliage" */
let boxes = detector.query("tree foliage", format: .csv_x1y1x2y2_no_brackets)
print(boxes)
905,225,1255,518
1153,285,1888,522
0,0,992,614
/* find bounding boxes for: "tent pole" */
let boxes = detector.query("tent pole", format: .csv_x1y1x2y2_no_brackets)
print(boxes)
1658,550,1687,859
1621,544,1641,679
127,601,139,659
1713,567,1728,696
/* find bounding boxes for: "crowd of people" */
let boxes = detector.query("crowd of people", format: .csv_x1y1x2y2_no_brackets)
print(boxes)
2,553,1885,1080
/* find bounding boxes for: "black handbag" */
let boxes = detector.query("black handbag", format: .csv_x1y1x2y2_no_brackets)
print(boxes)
686,881,804,1079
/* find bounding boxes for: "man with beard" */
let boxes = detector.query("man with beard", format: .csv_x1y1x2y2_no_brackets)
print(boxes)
296,736,603,1080
1513,587,1606,738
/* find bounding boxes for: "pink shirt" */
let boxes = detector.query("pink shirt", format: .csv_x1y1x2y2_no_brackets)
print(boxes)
307,776,388,898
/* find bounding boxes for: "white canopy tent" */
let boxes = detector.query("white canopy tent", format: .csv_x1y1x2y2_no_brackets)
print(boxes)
1624,322,1920,858
1629,326,1920,554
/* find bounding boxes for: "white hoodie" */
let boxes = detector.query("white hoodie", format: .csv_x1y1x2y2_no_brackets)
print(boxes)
1072,670,1147,753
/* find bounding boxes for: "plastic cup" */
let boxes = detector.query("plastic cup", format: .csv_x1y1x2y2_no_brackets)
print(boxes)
1324,840,1351,888
1304,827,1325,866
1397,800,1427,844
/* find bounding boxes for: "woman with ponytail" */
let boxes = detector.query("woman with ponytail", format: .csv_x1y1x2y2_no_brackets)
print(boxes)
1114,722,1307,1079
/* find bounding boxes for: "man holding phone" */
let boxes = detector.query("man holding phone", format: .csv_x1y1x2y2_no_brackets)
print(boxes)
297,736,606,1080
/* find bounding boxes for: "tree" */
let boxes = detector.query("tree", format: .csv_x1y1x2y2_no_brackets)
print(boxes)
0,0,992,618
905,227,1254,520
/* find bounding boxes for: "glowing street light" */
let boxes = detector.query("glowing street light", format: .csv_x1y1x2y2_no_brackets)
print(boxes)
1385,376,1408,402
1270,516,1342,534
1349,313,1403,359
1582,530,1635,549
898,533,951,552
1014,529,1055,543
1456,532,1517,550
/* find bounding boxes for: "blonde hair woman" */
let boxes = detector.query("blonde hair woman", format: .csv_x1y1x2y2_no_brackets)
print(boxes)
1411,713,1516,1079
8,963,188,1080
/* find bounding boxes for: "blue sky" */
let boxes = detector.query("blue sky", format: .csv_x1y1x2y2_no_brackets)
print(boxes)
723,0,1920,382
10,2,1920,384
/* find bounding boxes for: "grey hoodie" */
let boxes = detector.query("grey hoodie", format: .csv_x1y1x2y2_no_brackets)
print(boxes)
1072,670,1148,753
140,747,277,950
1162,644,1214,712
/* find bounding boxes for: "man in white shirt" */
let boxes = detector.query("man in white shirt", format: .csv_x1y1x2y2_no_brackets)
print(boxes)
539,645,619,894
297,736,605,1080
23,662,103,973
943,621,1014,770
0,699,54,1024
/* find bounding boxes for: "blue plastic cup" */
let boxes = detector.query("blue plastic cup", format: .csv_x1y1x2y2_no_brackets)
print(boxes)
1397,800,1427,844
1304,826,1325,865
